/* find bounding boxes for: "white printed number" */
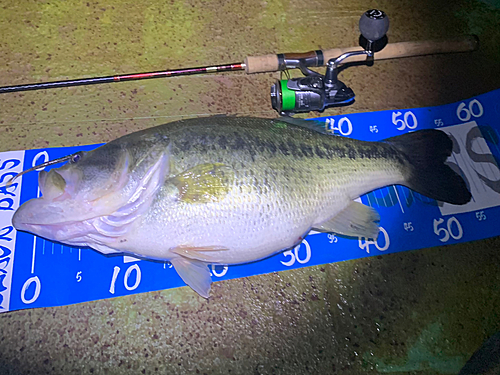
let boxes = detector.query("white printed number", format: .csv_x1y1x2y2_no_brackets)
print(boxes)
434,119,444,127
325,117,353,136
404,222,414,232
21,276,41,304
281,239,311,267
210,265,228,277
433,217,463,243
475,211,487,221
392,111,417,131
369,125,378,133
358,227,390,254
327,233,338,243
109,264,142,294
456,99,483,122
32,151,50,171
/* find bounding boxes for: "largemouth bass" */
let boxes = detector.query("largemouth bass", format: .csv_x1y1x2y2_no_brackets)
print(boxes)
12,117,471,297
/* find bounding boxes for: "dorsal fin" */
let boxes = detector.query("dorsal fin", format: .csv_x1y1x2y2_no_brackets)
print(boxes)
274,117,332,135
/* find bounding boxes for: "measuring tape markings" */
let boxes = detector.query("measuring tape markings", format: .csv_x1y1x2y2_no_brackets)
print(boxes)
0,150,25,312
1,89,500,312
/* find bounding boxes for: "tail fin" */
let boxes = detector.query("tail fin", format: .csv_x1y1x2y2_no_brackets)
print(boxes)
385,129,471,205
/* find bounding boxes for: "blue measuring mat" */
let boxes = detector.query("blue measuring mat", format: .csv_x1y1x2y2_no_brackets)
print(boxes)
1,89,500,312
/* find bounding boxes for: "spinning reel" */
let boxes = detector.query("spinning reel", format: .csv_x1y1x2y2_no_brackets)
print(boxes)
270,9,390,114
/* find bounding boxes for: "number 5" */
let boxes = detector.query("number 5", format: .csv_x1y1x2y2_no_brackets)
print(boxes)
433,218,449,242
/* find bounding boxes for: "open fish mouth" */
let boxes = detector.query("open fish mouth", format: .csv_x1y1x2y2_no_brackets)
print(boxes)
38,169,67,200
13,198,64,226
11,194,92,243
13,206,93,244
12,199,72,240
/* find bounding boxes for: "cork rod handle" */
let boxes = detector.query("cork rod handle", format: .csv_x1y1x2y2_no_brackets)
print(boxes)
244,35,478,74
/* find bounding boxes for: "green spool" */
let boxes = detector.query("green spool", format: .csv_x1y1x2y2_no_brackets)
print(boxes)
279,80,295,111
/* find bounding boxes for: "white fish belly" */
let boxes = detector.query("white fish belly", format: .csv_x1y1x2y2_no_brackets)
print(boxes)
123,193,317,264
119,166,403,264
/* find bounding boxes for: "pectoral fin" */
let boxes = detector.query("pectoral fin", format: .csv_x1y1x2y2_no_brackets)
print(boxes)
90,243,123,255
171,245,229,262
172,163,234,204
313,201,380,239
170,257,212,298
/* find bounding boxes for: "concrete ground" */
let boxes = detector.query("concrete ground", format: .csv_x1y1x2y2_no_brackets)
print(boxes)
0,0,499,374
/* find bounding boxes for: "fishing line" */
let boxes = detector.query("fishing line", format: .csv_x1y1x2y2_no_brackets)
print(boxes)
5,153,77,187
0,110,278,128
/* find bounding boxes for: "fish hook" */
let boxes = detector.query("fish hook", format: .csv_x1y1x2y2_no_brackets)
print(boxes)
4,151,84,187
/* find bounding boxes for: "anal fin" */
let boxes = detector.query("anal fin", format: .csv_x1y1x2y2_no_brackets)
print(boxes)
313,201,380,239
170,257,212,298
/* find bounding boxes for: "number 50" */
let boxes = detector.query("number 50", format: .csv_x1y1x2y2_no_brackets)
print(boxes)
280,239,311,267
433,217,463,242
392,111,418,131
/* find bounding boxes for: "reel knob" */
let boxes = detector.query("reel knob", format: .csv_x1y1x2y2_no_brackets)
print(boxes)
359,9,389,42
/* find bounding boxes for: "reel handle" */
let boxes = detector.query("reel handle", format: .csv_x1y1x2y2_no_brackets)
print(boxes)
244,35,478,74
359,9,389,42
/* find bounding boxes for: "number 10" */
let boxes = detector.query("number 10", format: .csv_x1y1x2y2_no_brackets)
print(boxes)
109,264,142,294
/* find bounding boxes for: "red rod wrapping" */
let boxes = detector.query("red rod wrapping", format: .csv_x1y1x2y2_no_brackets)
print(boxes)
0,64,245,94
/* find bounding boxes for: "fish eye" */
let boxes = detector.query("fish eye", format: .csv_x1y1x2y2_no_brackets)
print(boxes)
70,151,85,164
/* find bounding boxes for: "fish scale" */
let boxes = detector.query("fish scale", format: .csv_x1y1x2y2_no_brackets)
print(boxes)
12,116,471,298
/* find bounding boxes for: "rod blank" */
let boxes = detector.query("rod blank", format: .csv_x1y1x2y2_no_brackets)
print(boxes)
0,35,478,94
0,64,246,94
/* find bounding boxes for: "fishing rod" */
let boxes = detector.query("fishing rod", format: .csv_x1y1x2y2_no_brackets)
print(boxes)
0,10,478,114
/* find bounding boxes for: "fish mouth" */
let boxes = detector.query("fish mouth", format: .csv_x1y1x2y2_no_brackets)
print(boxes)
38,169,67,200
14,221,91,246
12,199,91,243
13,197,63,225
14,221,64,241
13,198,63,235
13,168,86,231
